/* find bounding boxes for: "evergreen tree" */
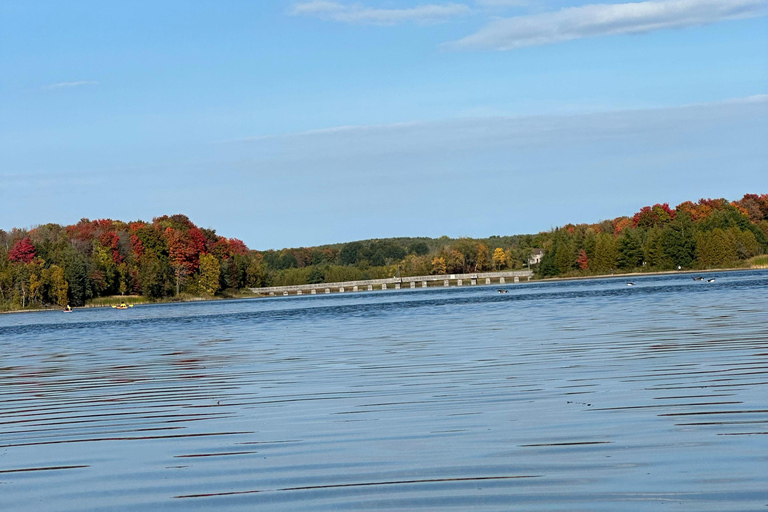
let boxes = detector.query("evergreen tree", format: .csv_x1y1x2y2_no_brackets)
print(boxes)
64,253,89,306
307,266,324,284
591,234,617,273
661,213,696,268
617,231,643,269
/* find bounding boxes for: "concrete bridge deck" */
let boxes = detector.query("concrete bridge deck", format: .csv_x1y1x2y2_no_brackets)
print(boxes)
249,270,533,296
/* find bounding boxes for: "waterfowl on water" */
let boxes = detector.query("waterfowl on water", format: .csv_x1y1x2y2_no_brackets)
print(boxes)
707,278,716,283
627,282,635,286
692,277,703,281
497,289,508,294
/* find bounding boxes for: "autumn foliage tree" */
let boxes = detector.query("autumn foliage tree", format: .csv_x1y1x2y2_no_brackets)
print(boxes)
492,247,507,270
9,238,36,264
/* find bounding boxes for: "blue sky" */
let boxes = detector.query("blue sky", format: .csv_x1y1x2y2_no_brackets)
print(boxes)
1,0,766,249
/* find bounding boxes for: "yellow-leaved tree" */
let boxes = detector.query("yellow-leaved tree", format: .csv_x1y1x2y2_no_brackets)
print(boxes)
49,265,69,307
199,253,220,296
431,256,447,275
492,247,506,270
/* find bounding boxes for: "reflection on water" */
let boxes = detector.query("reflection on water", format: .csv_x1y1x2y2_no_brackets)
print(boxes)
1,270,767,511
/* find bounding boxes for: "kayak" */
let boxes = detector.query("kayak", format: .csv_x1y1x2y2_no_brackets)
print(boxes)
112,305,133,309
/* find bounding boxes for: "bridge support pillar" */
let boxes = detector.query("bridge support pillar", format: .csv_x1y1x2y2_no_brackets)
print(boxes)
283,291,288,296
382,284,387,290
499,277,505,284
311,289,317,294
325,288,330,294
339,287,345,293
444,280,449,287
457,279,463,286
297,290,303,295
410,282,416,288
353,285,358,292
269,292,275,296
422,281,427,288
514,276,519,283
368,284,373,291
486,278,491,284
395,283,400,289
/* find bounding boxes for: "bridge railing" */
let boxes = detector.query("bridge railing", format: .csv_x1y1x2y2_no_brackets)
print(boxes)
248,270,533,296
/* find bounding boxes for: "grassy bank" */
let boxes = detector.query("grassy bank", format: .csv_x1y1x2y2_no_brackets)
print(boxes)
748,255,768,268
85,295,150,308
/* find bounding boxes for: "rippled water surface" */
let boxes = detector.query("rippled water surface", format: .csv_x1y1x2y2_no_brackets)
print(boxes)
2,271,767,511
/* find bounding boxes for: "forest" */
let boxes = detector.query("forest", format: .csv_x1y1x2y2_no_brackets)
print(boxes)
1,194,767,311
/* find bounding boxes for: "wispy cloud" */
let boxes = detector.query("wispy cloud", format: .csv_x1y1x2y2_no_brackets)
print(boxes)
43,80,99,90
448,0,768,50
474,0,528,7
228,95,768,162
290,1,471,24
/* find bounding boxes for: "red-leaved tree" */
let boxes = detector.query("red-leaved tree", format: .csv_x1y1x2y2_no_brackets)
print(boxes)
9,238,36,263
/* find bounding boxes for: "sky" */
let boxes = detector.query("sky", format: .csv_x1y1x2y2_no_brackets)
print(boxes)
1,0,766,250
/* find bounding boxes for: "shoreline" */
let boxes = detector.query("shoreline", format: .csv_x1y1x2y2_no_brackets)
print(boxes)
1,266,763,315
533,266,750,284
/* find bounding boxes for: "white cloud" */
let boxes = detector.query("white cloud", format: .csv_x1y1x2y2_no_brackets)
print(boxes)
290,1,471,24
43,81,99,90
449,0,768,50
474,0,528,7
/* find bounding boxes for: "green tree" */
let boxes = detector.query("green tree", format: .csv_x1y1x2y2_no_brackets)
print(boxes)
307,266,324,284
137,254,172,299
408,242,429,256
64,253,89,306
643,228,670,269
661,213,696,268
617,231,643,269
547,230,576,275
696,228,737,268
539,247,557,277
592,233,617,273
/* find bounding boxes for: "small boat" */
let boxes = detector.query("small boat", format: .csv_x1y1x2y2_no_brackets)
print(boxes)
63,309,73,313
112,304,133,309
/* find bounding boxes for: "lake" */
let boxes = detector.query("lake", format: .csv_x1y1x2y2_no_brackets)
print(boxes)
1,270,767,511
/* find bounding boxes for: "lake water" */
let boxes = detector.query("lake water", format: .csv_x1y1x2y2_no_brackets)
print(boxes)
1,270,767,511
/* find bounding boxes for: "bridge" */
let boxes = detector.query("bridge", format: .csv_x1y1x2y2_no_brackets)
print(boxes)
249,270,534,296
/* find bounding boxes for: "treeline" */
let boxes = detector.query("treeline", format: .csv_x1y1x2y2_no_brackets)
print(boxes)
538,195,768,276
256,194,768,285
0,215,266,311
2,194,767,311
259,235,541,287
